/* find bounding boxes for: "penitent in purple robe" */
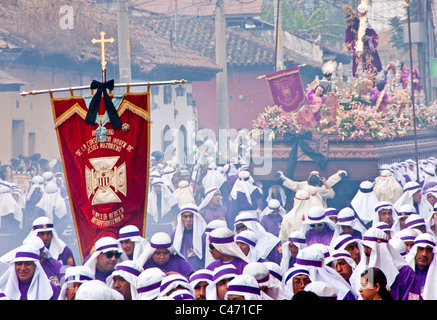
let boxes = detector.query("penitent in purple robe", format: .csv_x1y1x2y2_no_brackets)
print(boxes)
206,257,248,275
305,226,334,246
171,229,204,272
143,254,194,279
40,257,63,298
261,214,283,238
390,265,418,300
199,205,228,225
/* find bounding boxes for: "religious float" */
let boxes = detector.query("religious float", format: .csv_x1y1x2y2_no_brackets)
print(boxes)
249,61,437,206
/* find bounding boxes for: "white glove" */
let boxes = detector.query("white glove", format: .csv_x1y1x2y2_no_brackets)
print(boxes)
276,171,286,180
338,170,347,178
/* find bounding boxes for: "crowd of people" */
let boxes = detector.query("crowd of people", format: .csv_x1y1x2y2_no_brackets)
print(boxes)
1,145,437,301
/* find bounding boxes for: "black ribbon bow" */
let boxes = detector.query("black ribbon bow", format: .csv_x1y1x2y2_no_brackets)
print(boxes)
283,131,328,179
85,79,122,129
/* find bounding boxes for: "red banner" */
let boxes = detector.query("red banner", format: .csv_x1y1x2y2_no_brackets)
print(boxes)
50,91,150,259
265,66,305,112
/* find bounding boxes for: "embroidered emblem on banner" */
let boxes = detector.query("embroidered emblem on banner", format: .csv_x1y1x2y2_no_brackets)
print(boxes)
85,156,127,205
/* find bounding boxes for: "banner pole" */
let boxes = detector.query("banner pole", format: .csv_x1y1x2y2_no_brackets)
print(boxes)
19,79,187,97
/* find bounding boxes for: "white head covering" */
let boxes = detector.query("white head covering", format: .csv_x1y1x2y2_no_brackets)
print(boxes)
234,210,280,259
158,273,194,298
372,201,398,227
26,216,67,263
224,274,262,300
147,178,178,223
280,230,307,275
75,280,124,300
405,233,437,299
135,267,166,300
284,267,312,297
301,206,336,235
173,204,207,260
202,162,226,190
325,249,357,272
198,187,221,211
0,185,23,229
0,245,54,300
305,281,337,300
168,288,195,300
294,245,357,300
279,190,314,242
373,170,403,204
208,227,250,264
189,269,213,289
205,264,238,300
83,236,124,277
266,185,287,207
160,166,176,192
356,228,408,291
106,260,143,300
235,230,264,262
389,238,407,257
58,266,94,300
350,181,380,224
203,219,228,268
26,175,45,201
35,182,67,221
117,225,150,261
230,171,261,205
332,207,367,241
405,214,435,237
394,181,431,219
135,232,185,268
259,199,286,220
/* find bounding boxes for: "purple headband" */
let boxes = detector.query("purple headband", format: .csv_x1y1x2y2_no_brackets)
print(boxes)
332,252,351,260
180,206,199,215
295,258,323,268
205,188,219,197
15,251,39,261
66,275,93,283
114,265,142,277
325,209,338,217
359,186,373,193
32,224,54,231
119,231,141,239
137,282,161,294
338,216,355,223
307,213,326,222
414,239,436,247
213,268,238,282
285,269,310,284
160,278,188,292
406,219,425,228
404,184,421,192
269,270,282,282
333,236,356,250
235,217,259,224
209,235,234,244
151,242,171,249
362,236,388,243
400,235,416,242
227,285,260,296
256,274,270,284
97,243,119,252
235,236,256,247
190,273,213,283
375,204,393,212
289,237,306,244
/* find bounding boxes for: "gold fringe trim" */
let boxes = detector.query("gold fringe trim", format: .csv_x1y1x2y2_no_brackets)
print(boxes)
54,103,87,128
118,100,150,122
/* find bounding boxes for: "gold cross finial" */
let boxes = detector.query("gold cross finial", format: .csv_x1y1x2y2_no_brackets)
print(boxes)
91,31,115,72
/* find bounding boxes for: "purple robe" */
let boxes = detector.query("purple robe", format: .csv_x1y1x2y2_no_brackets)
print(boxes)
199,205,228,225
411,265,428,298
56,246,75,266
143,254,194,279
40,257,63,296
390,265,417,300
170,229,204,271
95,268,114,283
305,226,334,246
229,189,263,226
206,257,248,275
261,214,283,238
345,24,382,85
18,279,58,300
